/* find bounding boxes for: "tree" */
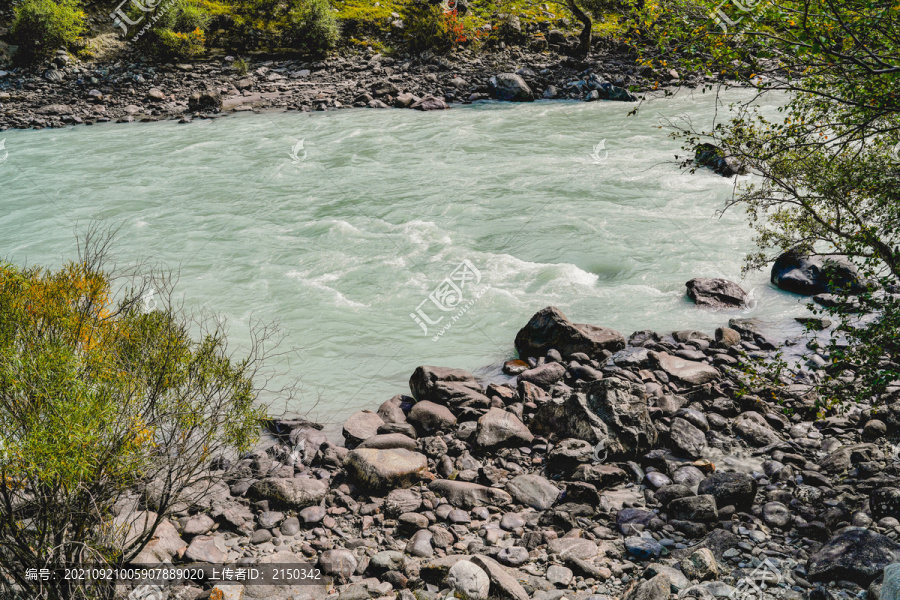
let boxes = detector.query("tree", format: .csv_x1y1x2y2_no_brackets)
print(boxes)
0,228,288,599
627,0,900,411
552,0,616,58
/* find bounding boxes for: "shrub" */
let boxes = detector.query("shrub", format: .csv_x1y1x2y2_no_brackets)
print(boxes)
0,232,273,600
282,0,340,56
132,0,210,60
399,0,480,54
9,0,84,64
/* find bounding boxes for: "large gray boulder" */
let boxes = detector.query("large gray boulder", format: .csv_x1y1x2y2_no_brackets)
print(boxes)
248,478,327,508
409,366,490,408
344,448,428,493
448,560,491,600
475,408,534,449
488,73,534,102
429,480,513,508
407,400,458,433
807,527,900,585
471,554,530,600
685,278,747,308
515,306,625,360
698,472,757,512
342,410,384,447
771,249,865,296
651,351,719,385
506,474,560,510
531,378,657,458
669,417,707,458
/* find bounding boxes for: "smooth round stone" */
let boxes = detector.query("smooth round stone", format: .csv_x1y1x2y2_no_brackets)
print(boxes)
250,529,273,544
497,546,530,567
280,516,300,536
399,512,429,530
448,509,471,524
625,536,663,559
645,471,673,489
435,504,454,520
762,501,791,528
472,506,490,520
299,505,326,525
406,529,434,558
547,565,574,587
500,513,526,531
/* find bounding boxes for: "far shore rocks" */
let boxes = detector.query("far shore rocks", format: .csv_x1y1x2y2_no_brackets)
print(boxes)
102,304,900,600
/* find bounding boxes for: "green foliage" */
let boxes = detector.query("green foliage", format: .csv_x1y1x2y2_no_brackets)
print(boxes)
0,233,270,599
131,0,210,60
233,55,249,73
282,0,340,56
9,0,84,64
399,1,482,54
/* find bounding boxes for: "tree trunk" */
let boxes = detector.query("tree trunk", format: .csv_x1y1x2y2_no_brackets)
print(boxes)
566,0,592,58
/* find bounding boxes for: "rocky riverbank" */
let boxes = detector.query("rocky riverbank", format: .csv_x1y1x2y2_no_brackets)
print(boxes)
112,299,900,600
0,46,703,131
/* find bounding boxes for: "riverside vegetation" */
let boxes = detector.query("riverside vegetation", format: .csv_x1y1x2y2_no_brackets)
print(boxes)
2,0,900,599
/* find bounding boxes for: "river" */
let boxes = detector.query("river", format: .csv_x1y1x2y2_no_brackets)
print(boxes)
0,87,811,430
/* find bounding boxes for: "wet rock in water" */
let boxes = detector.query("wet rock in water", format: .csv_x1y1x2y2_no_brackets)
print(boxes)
318,548,358,582
697,472,757,512
429,479,513,508
532,378,656,458
448,560,490,599
669,417,707,458
411,95,449,110
771,249,865,296
475,407,534,449
407,399,457,433
685,278,747,308
344,448,427,493
807,527,900,585
506,473,560,510
651,351,719,385
694,142,747,177
870,488,900,521
342,410,384,446
488,73,534,102
514,306,625,360
248,477,327,508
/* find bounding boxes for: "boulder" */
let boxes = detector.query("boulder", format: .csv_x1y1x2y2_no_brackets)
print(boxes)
342,410,384,446
771,249,865,296
518,362,566,387
127,516,186,564
807,527,900,585
407,400,458,433
411,96,449,110
669,417,707,458
377,394,410,424
882,563,900,600
668,494,718,522
344,448,428,493
448,561,490,600
531,378,657,458
506,474,559,510
475,408,534,449
188,90,222,111
318,548,358,582
698,472,757,512
356,433,417,451
429,480,513,508
734,412,781,447
694,143,747,177
625,573,671,600
471,554,530,600
685,278,747,308
488,73,534,102
409,366,489,408
651,351,719,385
515,306,625,360
247,478,327,508
184,535,225,563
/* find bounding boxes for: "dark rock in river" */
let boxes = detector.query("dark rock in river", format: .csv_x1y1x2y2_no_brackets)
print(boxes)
694,143,747,176
515,306,625,360
771,249,865,296
685,277,747,308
